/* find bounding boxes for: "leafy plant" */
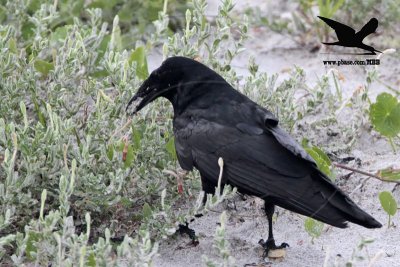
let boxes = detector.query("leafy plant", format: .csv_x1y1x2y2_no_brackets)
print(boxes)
378,191,397,228
315,0,345,42
343,0,400,41
317,0,345,19
202,211,236,267
0,0,246,264
369,92,400,151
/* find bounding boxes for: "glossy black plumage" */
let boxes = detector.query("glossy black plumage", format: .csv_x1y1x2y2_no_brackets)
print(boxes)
126,56,381,249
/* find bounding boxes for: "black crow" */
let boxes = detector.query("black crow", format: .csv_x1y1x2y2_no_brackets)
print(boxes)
126,56,382,253
318,16,382,55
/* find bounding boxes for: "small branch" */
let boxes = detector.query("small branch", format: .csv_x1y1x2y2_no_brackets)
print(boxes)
163,169,187,194
63,143,69,171
109,118,132,142
334,163,400,184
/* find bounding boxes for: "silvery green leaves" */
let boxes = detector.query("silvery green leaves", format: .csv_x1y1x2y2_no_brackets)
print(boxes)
0,1,161,265
202,212,236,267
164,0,248,85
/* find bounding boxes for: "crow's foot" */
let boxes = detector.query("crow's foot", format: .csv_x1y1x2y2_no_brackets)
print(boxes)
258,238,289,258
178,223,199,246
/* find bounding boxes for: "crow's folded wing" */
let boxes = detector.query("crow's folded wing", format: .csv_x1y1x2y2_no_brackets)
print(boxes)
175,117,363,227
175,114,319,191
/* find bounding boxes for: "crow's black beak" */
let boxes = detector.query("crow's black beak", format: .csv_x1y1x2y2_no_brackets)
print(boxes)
126,74,174,115
126,80,160,116
126,92,145,116
126,80,150,116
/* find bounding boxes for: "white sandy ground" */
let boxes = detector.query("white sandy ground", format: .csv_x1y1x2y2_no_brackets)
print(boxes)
152,1,400,266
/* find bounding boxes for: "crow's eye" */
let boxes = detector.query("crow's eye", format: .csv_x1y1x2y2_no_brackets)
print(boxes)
152,69,161,77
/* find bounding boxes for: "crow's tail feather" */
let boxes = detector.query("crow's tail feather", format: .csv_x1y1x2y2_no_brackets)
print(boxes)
274,170,382,229
311,171,382,229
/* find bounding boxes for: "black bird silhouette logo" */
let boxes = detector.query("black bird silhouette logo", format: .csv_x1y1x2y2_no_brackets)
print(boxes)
318,16,382,55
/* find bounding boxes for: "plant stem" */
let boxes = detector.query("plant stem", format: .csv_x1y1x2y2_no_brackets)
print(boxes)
331,71,342,102
388,137,397,154
334,163,400,184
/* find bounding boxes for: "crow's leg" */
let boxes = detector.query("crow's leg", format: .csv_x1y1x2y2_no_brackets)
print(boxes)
259,202,289,255
178,222,198,245
201,175,216,204
177,175,214,244
165,169,196,244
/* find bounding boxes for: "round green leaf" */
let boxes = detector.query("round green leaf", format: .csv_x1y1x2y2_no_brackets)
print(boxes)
370,93,400,137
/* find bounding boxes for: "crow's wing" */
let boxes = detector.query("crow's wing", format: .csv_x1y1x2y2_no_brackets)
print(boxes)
355,18,378,41
174,103,316,176
174,104,383,228
174,112,357,227
175,115,317,180
318,16,355,41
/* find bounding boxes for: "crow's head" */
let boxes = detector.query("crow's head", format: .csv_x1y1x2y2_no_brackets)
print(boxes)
126,56,211,115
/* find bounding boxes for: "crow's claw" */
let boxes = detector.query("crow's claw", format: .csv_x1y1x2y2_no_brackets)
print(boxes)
178,223,199,245
258,239,289,257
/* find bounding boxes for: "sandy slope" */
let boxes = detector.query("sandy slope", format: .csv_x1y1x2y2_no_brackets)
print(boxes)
152,1,400,266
